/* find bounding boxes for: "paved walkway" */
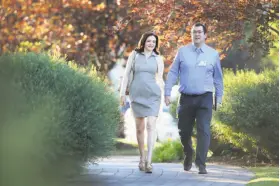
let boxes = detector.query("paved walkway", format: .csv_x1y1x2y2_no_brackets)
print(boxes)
68,156,254,186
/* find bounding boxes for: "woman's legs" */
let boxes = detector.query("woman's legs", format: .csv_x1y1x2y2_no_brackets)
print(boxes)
135,117,145,163
146,116,157,164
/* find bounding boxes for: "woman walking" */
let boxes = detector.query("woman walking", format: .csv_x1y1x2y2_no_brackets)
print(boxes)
120,32,164,173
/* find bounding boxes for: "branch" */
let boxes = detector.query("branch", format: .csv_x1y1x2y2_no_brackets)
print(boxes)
256,6,279,19
165,0,176,25
268,25,279,35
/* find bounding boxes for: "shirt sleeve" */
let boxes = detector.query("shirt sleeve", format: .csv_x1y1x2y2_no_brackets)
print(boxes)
213,53,224,104
164,49,181,96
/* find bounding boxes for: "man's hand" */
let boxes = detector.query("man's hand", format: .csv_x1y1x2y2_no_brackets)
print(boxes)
165,96,171,106
217,103,222,110
120,96,126,106
213,103,222,110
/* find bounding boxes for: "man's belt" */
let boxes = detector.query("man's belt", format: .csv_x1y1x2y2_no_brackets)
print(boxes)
181,92,211,97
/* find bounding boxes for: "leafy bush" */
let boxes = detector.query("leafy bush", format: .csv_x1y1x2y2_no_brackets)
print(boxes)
168,69,278,162
152,138,213,163
214,69,278,162
169,96,179,119
152,139,184,162
0,53,120,186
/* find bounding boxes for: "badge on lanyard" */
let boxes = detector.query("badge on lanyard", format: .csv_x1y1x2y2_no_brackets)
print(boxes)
197,60,207,66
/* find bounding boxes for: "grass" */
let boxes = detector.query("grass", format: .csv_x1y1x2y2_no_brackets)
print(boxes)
112,138,162,156
247,167,279,186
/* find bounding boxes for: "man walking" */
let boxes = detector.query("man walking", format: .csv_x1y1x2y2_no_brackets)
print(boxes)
164,23,223,174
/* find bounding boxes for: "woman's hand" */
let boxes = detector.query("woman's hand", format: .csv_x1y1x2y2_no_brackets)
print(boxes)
120,96,126,106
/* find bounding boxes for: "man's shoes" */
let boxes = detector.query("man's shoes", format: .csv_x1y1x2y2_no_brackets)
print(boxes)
196,164,207,174
183,156,192,171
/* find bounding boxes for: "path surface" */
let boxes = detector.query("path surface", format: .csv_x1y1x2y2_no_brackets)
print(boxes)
68,156,254,186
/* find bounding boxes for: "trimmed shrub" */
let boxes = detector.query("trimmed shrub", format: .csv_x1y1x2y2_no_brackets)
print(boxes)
169,96,179,119
152,139,184,162
0,53,120,186
214,69,278,162
168,69,278,162
152,138,213,162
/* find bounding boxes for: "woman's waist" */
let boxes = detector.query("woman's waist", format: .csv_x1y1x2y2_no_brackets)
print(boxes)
131,79,160,89
132,77,157,84
134,72,155,78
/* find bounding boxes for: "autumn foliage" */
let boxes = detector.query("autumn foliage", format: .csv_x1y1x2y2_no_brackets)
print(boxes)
128,0,278,65
0,0,144,72
0,0,278,71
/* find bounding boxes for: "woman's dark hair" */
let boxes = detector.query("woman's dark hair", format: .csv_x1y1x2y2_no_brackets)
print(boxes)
135,32,159,55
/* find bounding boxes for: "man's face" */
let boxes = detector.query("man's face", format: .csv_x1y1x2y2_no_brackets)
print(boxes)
191,26,206,45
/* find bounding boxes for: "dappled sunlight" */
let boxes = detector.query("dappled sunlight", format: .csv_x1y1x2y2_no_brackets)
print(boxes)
248,167,279,186
247,178,279,186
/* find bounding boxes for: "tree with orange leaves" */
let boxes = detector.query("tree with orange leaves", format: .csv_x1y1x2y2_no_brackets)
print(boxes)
0,0,278,73
127,0,278,66
0,0,148,72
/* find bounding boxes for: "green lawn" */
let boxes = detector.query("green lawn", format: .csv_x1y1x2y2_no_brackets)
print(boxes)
247,167,279,186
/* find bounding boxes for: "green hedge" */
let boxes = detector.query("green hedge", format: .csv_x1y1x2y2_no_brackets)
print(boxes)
168,69,278,162
169,96,179,119
152,139,214,163
214,69,278,162
0,53,120,186
152,139,184,162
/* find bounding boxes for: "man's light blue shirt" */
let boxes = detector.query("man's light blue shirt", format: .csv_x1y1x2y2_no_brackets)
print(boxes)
164,43,224,104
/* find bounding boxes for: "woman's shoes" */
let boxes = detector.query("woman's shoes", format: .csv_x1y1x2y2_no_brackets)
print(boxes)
138,160,145,171
145,162,153,173
138,160,153,173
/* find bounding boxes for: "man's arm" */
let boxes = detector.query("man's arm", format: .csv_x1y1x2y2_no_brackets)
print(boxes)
164,49,181,96
213,53,224,104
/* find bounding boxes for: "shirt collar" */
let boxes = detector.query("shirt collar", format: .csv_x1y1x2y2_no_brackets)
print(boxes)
192,43,206,53
151,51,158,56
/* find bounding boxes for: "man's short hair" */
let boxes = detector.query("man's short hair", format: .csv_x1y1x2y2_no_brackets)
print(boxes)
193,23,207,34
